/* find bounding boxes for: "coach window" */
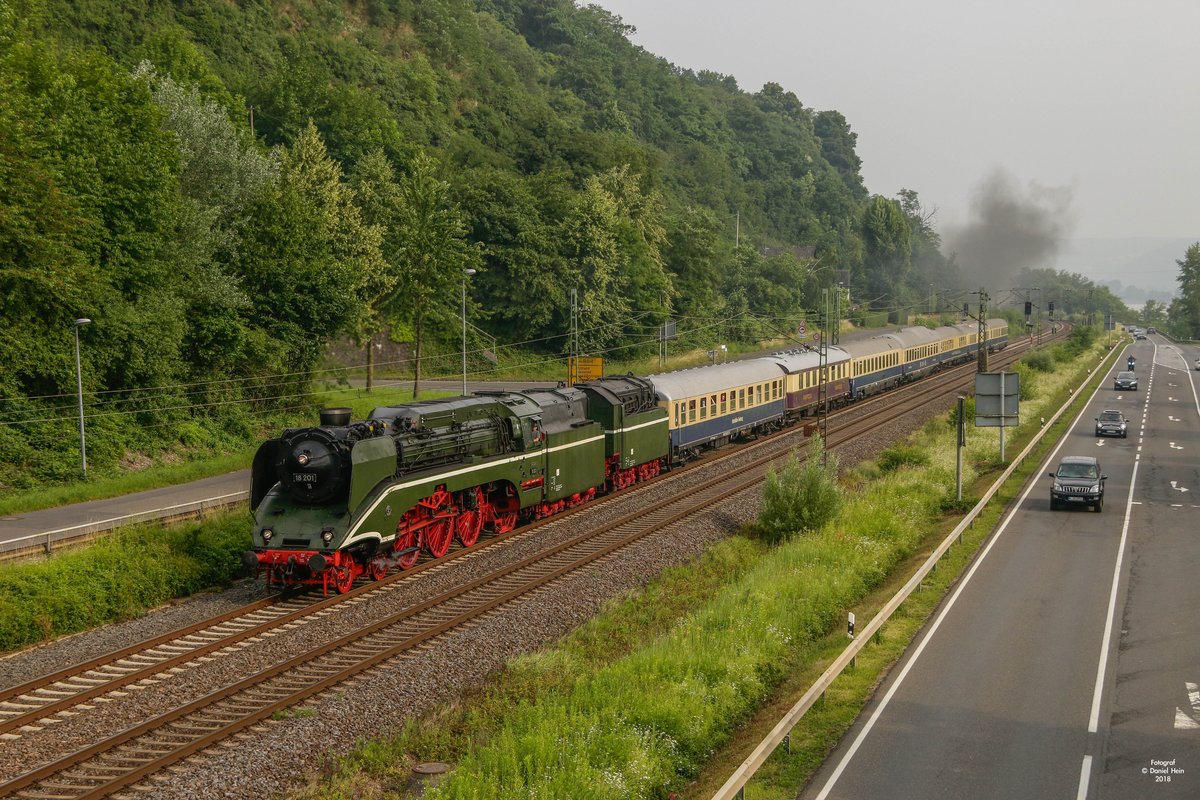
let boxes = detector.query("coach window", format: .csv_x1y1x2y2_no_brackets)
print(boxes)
739,388,746,408
711,395,717,414
700,396,707,419
720,392,727,413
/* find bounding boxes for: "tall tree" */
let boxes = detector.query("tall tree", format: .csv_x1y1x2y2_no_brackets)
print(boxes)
859,195,912,310
237,122,386,376
1173,242,1200,338
385,153,481,398
137,64,276,378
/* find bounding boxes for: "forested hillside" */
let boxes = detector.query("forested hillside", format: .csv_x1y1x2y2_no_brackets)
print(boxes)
0,0,1127,486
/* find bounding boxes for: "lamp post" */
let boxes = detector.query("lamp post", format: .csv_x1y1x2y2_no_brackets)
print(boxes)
73,318,91,478
461,268,476,395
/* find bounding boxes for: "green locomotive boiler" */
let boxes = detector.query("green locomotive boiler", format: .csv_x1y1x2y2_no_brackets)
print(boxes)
244,377,667,593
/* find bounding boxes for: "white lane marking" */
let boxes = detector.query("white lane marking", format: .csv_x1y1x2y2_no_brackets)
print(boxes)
1088,458,1140,733
1176,682,1200,730
1170,442,1184,450
1169,416,1180,421
1170,481,1189,493
1077,754,1093,800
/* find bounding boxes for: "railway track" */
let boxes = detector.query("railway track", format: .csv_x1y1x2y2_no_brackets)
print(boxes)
0,332,1056,797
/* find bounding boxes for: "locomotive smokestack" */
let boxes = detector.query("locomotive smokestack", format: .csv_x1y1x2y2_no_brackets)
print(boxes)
320,407,352,427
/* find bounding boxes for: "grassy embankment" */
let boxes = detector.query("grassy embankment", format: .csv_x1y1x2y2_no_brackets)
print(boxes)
284,330,1124,800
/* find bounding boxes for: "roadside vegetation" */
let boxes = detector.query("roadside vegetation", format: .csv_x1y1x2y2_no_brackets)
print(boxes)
284,327,1122,799
0,511,248,652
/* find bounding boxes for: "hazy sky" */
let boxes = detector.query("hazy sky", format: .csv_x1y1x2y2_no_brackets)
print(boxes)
593,0,1199,244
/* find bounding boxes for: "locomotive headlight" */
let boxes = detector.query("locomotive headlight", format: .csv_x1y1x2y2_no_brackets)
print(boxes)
321,529,334,544
297,452,310,466
261,528,274,542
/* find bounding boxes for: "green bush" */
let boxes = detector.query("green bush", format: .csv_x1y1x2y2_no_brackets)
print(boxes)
1010,362,1038,400
877,442,930,473
1022,349,1056,372
758,435,841,544
948,395,976,427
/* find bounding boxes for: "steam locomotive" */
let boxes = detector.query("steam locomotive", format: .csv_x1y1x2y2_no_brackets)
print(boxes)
244,319,1008,593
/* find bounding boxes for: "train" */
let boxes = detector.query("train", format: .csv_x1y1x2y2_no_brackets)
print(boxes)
244,319,1009,593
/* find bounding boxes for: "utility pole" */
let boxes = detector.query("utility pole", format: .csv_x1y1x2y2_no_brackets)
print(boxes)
818,289,831,466
569,287,579,384
832,284,842,345
975,288,989,373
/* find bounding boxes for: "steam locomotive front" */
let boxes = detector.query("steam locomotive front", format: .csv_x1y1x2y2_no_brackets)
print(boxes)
244,408,389,592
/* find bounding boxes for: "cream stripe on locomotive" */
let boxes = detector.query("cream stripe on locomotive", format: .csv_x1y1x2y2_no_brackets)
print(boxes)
603,416,669,435
344,432,604,546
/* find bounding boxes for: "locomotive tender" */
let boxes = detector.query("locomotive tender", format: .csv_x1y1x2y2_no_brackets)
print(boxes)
245,319,1008,592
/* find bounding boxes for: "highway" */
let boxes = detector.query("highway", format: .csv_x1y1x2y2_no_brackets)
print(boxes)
801,335,1200,800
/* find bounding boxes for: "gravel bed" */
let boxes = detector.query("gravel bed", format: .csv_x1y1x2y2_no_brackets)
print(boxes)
0,393,957,796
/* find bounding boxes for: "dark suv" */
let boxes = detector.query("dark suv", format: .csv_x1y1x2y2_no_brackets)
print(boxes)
1095,410,1128,438
1114,371,1138,391
1049,456,1106,512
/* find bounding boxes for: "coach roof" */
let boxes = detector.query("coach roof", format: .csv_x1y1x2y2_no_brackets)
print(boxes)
646,359,785,403
762,347,850,373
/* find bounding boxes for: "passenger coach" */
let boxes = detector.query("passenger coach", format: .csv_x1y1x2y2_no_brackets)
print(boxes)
648,360,786,459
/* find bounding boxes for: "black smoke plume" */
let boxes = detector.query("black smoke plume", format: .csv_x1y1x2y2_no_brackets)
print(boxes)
945,168,1076,290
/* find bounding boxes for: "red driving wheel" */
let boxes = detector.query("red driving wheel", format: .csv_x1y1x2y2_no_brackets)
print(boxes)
425,517,454,558
456,510,483,547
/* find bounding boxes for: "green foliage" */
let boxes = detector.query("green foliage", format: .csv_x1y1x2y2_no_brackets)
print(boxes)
1,0,913,489
859,195,912,308
948,395,976,427
1022,348,1056,372
1171,242,1200,338
1010,361,1038,400
0,513,250,652
878,442,931,473
758,435,842,544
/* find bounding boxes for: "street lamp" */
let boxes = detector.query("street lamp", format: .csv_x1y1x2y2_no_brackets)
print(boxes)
73,318,91,478
461,269,476,395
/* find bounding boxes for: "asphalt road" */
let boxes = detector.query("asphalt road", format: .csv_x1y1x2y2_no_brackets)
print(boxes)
801,335,1200,800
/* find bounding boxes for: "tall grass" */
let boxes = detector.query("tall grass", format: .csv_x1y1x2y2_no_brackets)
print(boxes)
0,511,250,652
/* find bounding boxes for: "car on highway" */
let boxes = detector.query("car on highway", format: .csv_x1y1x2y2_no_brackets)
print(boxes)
1135,332,1147,340
1114,371,1138,390
1049,456,1106,512
1195,357,1200,371
1094,409,1128,438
